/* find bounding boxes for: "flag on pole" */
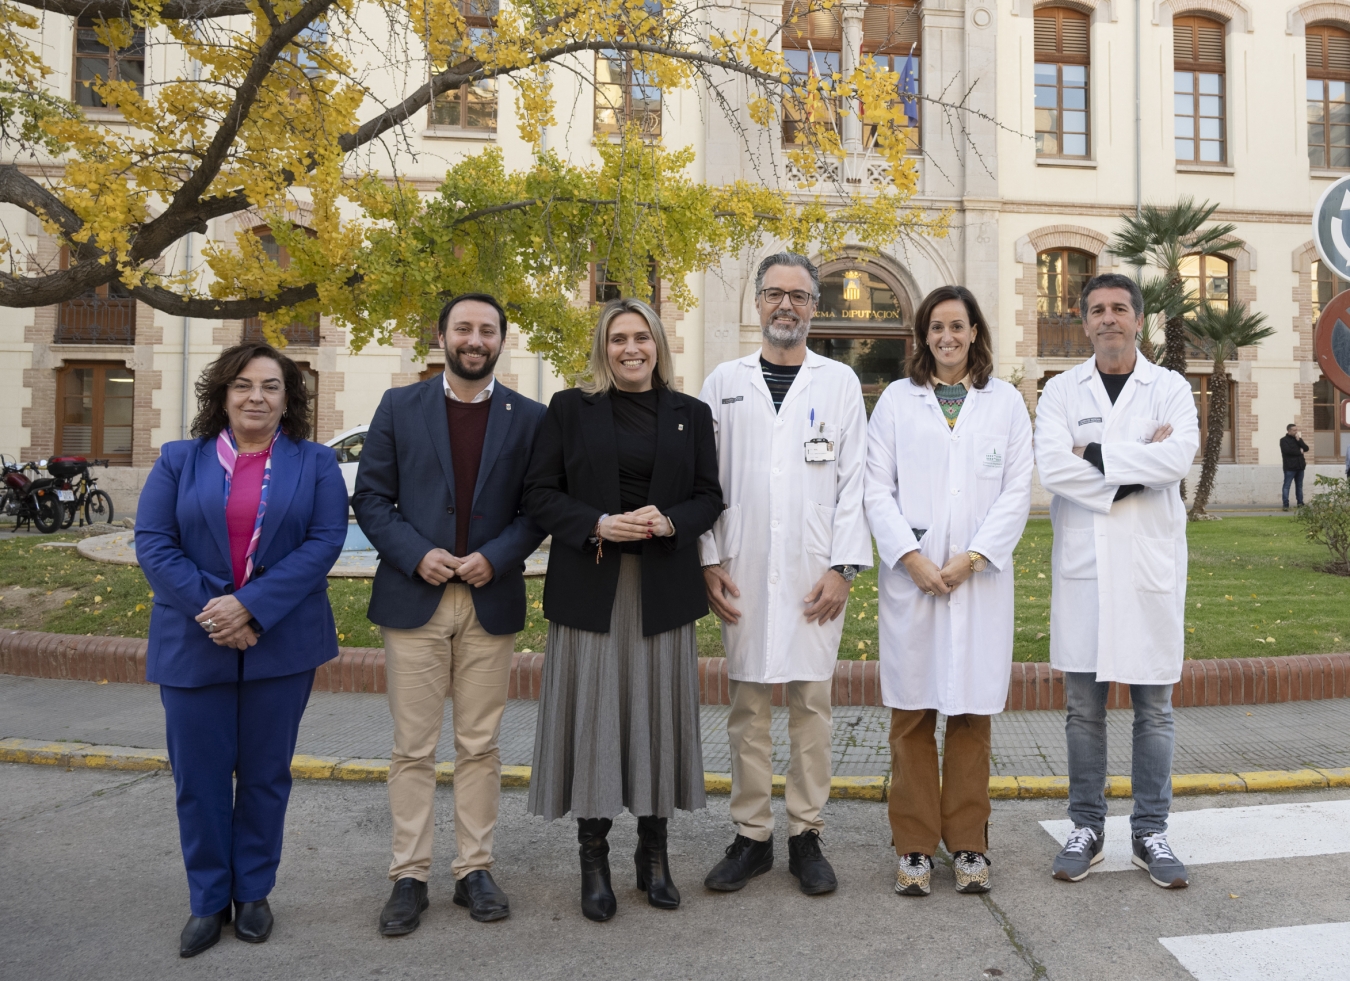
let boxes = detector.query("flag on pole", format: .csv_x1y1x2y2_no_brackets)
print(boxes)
899,43,919,129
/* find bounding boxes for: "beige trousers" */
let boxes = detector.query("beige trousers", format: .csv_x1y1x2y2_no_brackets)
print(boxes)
727,679,833,841
383,583,514,881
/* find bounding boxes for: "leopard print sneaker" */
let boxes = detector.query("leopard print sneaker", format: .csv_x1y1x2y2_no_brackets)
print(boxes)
895,853,933,896
953,851,991,894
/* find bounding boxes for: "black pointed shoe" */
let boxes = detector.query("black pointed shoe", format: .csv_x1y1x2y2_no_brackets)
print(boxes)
578,817,617,922
788,830,838,895
379,877,429,937
635,815,680,910
179,906,230,958
452,870,511,922
704,834,774,892
233,898,273,942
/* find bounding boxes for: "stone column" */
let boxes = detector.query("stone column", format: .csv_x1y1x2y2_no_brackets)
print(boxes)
840,1,865,155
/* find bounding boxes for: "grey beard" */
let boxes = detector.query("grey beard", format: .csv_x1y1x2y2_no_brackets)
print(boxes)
763,315,810,348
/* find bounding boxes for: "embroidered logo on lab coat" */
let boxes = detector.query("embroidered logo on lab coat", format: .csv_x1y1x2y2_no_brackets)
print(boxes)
1077,416,1103,425
983,449,1004,468
721,395,744,404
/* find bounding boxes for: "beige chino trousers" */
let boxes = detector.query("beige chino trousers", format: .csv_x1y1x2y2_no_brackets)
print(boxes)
727,679,833,841
383,583,514,881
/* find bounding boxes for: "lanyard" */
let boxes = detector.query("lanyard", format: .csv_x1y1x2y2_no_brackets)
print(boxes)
216,428,279,585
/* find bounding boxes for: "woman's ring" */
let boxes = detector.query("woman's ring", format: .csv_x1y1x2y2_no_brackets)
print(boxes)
202,619,217,633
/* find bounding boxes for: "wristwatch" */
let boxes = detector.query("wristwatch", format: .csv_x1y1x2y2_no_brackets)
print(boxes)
831,564,859,582
967,551,988,573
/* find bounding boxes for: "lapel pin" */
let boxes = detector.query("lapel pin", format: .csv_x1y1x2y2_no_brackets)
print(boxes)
678,423,684,431
505,403,512,411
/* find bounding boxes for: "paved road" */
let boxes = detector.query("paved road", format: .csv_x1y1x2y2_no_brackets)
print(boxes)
1,765,1347,981
3,675,1349,777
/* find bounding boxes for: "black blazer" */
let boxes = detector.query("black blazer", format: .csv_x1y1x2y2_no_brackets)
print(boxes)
523,386,723,636
352,377,547,634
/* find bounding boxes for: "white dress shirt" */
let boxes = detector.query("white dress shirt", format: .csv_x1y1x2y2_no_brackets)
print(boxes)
443,372,494,403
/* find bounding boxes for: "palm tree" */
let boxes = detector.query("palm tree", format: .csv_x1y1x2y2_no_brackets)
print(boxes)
1109,197,1240,376
1185,301,1275,519
1138,274,1197,364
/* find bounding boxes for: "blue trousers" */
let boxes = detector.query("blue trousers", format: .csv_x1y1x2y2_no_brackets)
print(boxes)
161,668,315,916
1064,672,1175,837
1282,469,1304,507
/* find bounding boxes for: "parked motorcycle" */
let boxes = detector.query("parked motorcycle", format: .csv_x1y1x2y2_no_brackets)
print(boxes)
0,455,65,533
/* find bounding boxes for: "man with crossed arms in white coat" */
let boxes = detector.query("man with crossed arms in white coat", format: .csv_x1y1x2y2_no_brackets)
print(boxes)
698,252,872,896
1035,272,1199,890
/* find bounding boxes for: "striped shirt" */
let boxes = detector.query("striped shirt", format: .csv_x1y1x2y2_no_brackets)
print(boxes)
760,355,801,413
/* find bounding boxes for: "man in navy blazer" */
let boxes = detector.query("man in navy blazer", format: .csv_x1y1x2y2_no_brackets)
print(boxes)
353,293,546,934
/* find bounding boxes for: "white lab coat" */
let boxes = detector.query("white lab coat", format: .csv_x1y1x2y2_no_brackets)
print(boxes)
1034,356,1200,685
864,378,1034,716
698,350,873,683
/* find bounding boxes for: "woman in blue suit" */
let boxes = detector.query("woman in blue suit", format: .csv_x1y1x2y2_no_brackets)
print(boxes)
135,342,348,957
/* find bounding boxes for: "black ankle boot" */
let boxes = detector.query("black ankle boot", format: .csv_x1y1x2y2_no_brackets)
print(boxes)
577,818,616,922
635,815,680,909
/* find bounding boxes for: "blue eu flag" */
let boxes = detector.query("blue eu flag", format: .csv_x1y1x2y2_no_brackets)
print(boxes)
899,44,919,129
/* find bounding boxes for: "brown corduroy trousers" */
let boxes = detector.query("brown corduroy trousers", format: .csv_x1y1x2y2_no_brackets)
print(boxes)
887,708,992,856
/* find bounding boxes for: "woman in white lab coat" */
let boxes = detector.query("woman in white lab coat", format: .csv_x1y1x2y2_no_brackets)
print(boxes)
864,285,1033,898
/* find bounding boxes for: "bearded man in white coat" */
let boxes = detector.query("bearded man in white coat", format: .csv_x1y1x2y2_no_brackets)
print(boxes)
698,252,872,896
1035,273,1199,891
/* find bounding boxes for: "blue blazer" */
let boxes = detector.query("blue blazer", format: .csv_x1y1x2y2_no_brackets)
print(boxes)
351,377,547,634
136,436,349,688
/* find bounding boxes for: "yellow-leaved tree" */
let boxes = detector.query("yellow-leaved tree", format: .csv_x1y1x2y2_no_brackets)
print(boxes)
0,0,972,375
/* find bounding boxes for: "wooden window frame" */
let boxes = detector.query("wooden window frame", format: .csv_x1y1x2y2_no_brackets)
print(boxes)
593,50,663,138
1173,16,1226,164
1306,25,1350,170
859,0,921,153
241,225,321,346
1313,258,1349,321
591,259,661,309
781,0,845,147
1033,7,1091,159
1189,373,1236,463
55,362,135,466
1180,253,1231,311
429,2,499,132
73,14,146,108
1036,248,1096,358
1313,374,1349,462
55,247,136,344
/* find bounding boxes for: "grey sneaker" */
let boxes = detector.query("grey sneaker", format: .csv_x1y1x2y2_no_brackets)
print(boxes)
1132,831,1188,889
1051,826,1104,882
952,851,991,894
894,853,933,896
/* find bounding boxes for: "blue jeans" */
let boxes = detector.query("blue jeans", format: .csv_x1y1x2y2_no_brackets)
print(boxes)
1282,469,1304,507
1064,672,1174,837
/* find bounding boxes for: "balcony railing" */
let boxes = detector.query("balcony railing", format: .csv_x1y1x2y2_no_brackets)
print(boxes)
1037,313,1094,359
55,297,136,344
242,319,320,346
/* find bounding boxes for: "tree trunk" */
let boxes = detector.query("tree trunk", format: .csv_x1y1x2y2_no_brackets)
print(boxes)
1161,310,1189,376
1189,364,1228,518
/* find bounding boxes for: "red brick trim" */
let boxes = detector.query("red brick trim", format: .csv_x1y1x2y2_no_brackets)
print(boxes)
4,631,1350,709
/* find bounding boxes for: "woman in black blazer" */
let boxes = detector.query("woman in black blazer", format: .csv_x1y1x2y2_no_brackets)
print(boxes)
524,297,723,922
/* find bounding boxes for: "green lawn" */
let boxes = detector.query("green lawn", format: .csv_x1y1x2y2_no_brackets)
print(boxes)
2,516,1346,662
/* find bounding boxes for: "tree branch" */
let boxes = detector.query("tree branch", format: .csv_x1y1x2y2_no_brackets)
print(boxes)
128,272,361,318
9,0,255,18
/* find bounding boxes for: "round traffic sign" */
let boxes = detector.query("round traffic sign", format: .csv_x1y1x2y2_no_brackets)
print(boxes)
1314,288,1350,396
1313,174,1350,281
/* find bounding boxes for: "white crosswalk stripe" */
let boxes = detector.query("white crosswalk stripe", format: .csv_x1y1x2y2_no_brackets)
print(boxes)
1159,922,1350,981
1039,799,1350,873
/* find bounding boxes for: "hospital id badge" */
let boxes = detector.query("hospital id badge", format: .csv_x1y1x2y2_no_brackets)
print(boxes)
804,437,835,462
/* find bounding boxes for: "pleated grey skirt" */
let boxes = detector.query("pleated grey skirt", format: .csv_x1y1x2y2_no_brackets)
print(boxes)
528,553,706,820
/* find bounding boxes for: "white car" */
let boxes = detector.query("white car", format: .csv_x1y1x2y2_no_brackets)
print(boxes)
325,424,368,500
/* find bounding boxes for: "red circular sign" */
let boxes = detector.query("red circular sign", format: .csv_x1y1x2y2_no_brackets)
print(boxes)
1315,289,1350,396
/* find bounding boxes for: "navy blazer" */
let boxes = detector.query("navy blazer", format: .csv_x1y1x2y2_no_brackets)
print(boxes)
351,377,547,634
135,436,349,688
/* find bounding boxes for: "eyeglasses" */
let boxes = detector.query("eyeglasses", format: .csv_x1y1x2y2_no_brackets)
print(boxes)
229,380,284,396
758,288,816,307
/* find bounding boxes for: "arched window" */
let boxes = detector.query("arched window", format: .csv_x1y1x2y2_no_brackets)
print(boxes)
1174,16,1226,163
1036,248,1095,357
1179,253,1230,312
1034,6,1090,158
74,14,145,108
1306,24,1350,169
807,263,911,392
430,0,499,131
241,225,320,346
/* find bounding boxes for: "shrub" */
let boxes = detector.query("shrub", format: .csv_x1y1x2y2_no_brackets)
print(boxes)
1297,474,1350,575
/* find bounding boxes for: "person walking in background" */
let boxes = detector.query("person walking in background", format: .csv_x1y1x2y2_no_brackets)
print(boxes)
864,286,1033,898
352,294,547,934
1035,273,1199,891
698,252,872,897
1279,423,1310,510
135,343,348,957
523,298,722,922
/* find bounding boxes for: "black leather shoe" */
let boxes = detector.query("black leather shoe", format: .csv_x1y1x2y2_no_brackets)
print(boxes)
379,877,429,937
179,906,230,958
635,815,680,910
233,898,273,942
704,834,774,892
578,818,617,922
788,829,838,895
452,870,511,922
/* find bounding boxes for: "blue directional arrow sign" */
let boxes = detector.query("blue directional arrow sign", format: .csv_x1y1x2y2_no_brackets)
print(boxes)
1313,174,1350,280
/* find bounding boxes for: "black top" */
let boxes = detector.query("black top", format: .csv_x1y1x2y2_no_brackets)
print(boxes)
1083,370,1144,501
761,355,801,412
1279,433,1310,472
611,388,659,552
523,387,724,636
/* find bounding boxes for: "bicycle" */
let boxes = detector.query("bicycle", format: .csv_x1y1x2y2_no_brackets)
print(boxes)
46,457,115,528
0,456,64,533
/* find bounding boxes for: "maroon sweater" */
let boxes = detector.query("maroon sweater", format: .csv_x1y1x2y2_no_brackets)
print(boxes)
446,396,491,557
